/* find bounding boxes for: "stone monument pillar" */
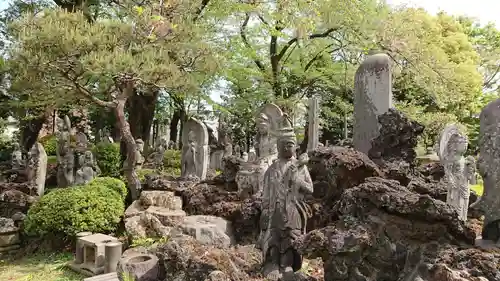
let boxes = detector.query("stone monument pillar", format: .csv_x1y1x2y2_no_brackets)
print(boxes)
307,96,320,152
353,53,393,155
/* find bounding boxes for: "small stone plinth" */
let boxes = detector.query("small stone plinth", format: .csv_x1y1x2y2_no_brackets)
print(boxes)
68,233,119,276
0,217,20,255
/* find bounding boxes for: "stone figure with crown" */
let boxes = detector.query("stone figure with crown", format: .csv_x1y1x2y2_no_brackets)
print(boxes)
259,114,313,281
56,115,75,187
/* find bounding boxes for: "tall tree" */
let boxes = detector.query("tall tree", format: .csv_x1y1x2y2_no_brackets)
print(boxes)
7,3,218,197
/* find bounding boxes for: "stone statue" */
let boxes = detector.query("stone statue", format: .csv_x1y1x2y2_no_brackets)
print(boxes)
75,151,99,185
242,152,248,162
28,142,47,196
181,131,197,179
473,99,500,243
135,139,145,169
56,115,74,188
255,104,284,166
234,144,241,158
11,143,23,170
153,138,167,170
438,124,469,221
223,143,233,157
168,140,176,150
465,155,477,185
181,118,209,180
259,114,313,280
103,130,114,143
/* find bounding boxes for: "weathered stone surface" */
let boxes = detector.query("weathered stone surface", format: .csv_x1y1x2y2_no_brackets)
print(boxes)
117,253,159,281
476,98,500,242
353,53,393,155
124,212,178,240
145,207,186,226
139,191,182,210
294,177,492,281
146,177,261,244
221,156,243,183
181,118,209,180
156,235,261,281
368,109,424,185
180,215,235,248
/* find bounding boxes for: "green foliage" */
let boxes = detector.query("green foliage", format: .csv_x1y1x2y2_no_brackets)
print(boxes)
87,177,127,200
0,137,15,162
24,184,124,237
93,142,121,178
470,184,483,196
131,236,169,248
39,134,57,156
136,168,155,182
163,149,181,169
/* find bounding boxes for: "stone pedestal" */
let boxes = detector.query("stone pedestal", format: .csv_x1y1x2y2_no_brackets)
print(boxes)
75,232,93,264
0,217,20,255
68,233,119,276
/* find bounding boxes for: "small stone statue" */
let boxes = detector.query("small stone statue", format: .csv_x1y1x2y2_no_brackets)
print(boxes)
75,151,99,185
259,114,313,280
56,115,74,188
248,148,256,162
135,139,145,169
465,155,477,185
11,143,23,170
168,140,177,150
242,152,248,162
234,144,241,158
223,143,233,157
103,130,114,143
153,139,167,170
438,124,469,221
181,131,197,179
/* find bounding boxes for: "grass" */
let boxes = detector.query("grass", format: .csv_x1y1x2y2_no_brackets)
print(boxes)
0,252,85,281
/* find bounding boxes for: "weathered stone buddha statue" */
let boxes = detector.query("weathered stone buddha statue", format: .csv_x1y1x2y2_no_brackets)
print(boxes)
259,114,313,281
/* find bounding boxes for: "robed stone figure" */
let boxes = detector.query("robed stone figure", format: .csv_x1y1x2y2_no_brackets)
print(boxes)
259,115,313,280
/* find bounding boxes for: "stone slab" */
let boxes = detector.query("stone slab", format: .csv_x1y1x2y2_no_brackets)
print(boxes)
83,272,119,281
0,232,20,247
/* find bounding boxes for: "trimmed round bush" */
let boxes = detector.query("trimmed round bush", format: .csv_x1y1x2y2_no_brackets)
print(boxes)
87,177,127,200
24,184,124,236
93,142,121,178
39,135,57,156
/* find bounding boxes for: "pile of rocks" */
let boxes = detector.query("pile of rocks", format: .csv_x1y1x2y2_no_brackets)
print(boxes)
124,190,235,248
0,216,21,255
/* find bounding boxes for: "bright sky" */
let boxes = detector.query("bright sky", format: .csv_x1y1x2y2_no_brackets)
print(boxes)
387,0,500,27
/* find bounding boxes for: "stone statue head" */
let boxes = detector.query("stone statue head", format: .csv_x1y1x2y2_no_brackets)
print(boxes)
135,139,144,152
187,131,196,145
439,124,468,162
84,150,94,163
277,115,296,159
256,113,270,134
13,142,20,150
63,115,71,131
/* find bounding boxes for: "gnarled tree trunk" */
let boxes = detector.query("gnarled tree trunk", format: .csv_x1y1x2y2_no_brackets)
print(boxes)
127,90,158,146
114,83,141,201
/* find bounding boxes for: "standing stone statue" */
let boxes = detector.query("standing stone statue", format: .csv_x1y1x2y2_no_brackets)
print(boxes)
474,99,500,243
353,53,393,155
11,143,23,170
242,152,248,162
234,144,241,158
223,143,233,157
465,156,477,185
153,138,167,170
259,114,313,281
75,151,99,185
438,124,469,221
255,104,284,166
248,148,256,162
181,131,197,179
29,142,47,196
74,129,89,171
135,139,145,169
181,118,209,180
56,115,74,188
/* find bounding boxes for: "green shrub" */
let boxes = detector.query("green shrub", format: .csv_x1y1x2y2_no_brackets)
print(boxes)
24,184,124,236
87,177,127,200
39,135,57,156
0,138,15,162
93,142,121,178
163,149,181,169
136,168,155,182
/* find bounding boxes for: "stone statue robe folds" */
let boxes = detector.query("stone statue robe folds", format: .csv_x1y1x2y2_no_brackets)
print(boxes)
260,156,313,274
